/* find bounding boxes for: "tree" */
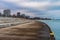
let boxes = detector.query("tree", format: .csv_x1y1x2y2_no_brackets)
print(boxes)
33,17,40,20
12,14,16,17
21,14,26,18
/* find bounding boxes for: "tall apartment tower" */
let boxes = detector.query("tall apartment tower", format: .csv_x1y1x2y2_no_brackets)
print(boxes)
17,12,20,17
3,9,11,17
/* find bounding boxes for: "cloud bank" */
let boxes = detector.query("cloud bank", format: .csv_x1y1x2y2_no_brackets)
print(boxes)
0,0,60,19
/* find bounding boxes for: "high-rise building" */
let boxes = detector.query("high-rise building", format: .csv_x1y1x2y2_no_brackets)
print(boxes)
0,13,2,16
17,12,20,17
3,9,11,17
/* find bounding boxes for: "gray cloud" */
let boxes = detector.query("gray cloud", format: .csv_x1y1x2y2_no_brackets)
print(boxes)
0,0,60,19
29,0,47,1
47,6,60,10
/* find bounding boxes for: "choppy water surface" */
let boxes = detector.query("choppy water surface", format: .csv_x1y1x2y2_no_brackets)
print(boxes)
38,20,60,40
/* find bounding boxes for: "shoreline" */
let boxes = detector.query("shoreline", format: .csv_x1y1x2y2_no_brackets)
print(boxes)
0,19,55,40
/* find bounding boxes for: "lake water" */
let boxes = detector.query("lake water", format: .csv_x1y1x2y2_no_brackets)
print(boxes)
39,20,60,40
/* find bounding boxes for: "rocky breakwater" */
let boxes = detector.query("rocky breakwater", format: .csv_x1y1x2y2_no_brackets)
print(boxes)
0,21,55,40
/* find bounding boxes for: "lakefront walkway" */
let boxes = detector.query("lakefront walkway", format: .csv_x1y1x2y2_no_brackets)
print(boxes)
0,17,55,40
0,21,55,40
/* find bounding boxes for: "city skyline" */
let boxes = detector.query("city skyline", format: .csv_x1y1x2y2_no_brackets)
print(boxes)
0,9,51,20
0,0,60,19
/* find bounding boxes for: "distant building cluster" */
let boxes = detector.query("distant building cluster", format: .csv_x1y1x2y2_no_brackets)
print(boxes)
0,9,11,17
0,9,51,20
3,9,11,17
0,9,30,19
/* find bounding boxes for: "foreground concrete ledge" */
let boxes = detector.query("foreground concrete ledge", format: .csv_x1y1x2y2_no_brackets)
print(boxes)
0,21,55,40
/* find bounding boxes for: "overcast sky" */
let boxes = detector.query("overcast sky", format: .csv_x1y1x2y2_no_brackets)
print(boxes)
0,0,60,19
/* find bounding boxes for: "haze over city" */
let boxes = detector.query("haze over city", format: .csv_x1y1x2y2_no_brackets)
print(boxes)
0,0,60,19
